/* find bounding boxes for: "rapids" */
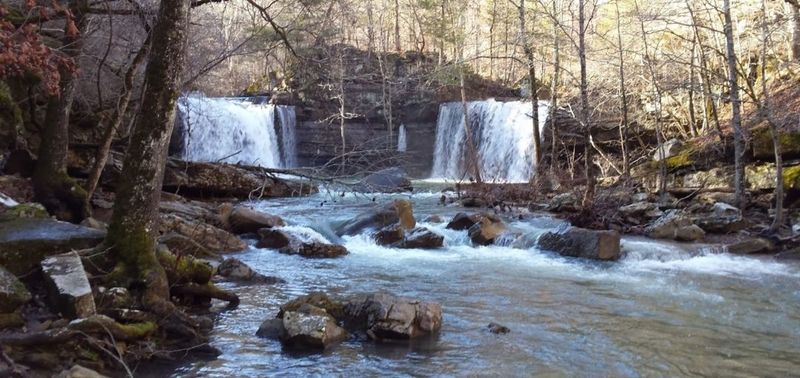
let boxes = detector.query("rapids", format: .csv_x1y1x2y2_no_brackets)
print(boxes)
172,186,800,377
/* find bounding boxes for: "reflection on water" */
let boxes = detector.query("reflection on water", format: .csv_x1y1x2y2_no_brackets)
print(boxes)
171,186,800,377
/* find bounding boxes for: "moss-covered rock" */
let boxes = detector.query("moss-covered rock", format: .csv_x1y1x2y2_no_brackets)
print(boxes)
783,165,800,190
0,218,105,275
752,128,800,161
0,202,50,222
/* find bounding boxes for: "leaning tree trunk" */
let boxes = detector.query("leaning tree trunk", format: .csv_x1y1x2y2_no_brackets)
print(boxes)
105,0,191,315
723,0,747,209
84,35,151,210
789,0,800,61
579,0,595,207
33,0,89,223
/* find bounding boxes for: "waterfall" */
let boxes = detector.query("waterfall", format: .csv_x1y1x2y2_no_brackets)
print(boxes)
275,106,297,167
397,124,407,152
175,95,297,168
430,99,549,182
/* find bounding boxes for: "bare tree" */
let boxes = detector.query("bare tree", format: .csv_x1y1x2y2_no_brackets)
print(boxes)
762,0,784,230
723,0,747,208
515,0,542,180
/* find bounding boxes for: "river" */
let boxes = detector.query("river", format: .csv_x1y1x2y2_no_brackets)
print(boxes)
172,184,800,377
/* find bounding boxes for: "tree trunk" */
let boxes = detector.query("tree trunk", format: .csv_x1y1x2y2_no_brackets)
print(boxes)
459,63,482,183
764,0,784,230
615,0,630,177
789,1,800,61
687,2,724,146
33,0,89,223
518,0,541,180
105,0,191,314
549,0,560,177
723,0,747,209
579,0,594,207
394,0,401,52
84,35,151,210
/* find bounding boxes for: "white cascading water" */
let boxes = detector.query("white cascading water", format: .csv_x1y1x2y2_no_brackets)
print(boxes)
176,95,297,168
275,106,298,167
397,124,407,152
430,99,550,182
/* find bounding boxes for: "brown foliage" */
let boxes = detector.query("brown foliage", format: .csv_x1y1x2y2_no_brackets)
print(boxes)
0,5,74,94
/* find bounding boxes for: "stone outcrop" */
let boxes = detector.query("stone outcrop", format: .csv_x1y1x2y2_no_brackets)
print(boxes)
159,213,246,253
653,139,685,161
618,201,663,225
537,227,621,261
41,252,96,319
0,218,105,275
217,258,284,284
353,167,413,193
336,199,416,236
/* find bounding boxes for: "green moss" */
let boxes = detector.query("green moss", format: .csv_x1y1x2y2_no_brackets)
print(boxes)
783,165,800,190
156,245,213,285
0,203,50,221
753,128,800,160
117,321,158,338
646,146,696,172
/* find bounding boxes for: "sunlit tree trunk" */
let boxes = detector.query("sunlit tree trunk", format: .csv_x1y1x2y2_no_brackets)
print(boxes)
615,0,630,177
763,0,784,230
517,0,541,180
579,0,595,207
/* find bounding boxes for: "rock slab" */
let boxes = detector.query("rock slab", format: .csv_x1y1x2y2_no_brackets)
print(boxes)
0,218,105,275
41,252,96,319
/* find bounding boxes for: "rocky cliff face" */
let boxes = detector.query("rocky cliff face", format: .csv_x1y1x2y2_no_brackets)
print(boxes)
284,46,515,177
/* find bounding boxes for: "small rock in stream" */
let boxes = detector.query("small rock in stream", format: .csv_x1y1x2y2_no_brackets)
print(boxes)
487,322,510,334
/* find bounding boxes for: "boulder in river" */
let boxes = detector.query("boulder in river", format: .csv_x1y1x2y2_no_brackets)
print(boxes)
487,322,510,334
41,252,96,319
336,199,416,236
467,215,506,246
160,213,246,253
297,242,349,258
0,265,30,314
726,237,776,255
217,258,285,284
343,293,443,340
353,167,413,193
537,227,621,261
646,210,705,242
0,218,105,275
280,304,349,349
227,206,285,234
374,226,444,249
446,213,505,246
257,228,348,258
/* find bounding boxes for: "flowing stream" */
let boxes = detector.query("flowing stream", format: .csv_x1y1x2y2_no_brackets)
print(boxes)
172,185,800,377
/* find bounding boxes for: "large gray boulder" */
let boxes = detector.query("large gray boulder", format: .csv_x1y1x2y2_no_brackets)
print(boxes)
695,202,746,234
0,218,105,275
41,252,96,319
353,167,413,193
0,265,30,313
537,227,621,261
343,293,443,340
227,206,285,234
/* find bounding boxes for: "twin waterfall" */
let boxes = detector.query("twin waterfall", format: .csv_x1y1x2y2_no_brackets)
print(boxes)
175,95,547,180
431,99,550,183
175,95,297,168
